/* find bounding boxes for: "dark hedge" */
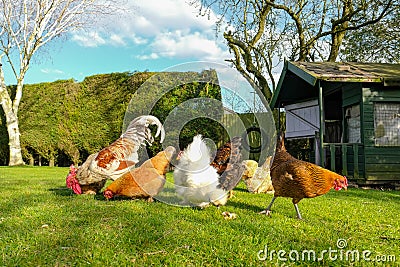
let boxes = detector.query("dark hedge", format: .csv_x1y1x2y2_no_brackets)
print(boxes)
0,70,223,166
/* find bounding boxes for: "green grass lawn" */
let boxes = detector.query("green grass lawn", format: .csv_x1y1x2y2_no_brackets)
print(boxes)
0,167,399,266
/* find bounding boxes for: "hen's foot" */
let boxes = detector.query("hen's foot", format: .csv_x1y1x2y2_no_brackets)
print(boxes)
259,210,272,216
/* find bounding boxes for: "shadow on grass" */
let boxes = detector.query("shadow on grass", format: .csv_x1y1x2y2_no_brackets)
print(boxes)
49,187,76,196
49,187,184,205
232,187,248,193
49,187,116,201
227,199,265,213
327,188,400,203
48,186,104,200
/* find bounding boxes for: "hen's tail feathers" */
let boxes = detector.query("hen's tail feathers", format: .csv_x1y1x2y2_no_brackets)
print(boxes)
218,136,244,191
182,135,212,168
122,115,165,145
261,156,273,169
276,131,286,152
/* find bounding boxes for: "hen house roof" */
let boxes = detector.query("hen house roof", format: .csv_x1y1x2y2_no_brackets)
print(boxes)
271,61,400,108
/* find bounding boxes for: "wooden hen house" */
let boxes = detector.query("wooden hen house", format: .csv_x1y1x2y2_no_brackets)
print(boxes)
270,61,400,186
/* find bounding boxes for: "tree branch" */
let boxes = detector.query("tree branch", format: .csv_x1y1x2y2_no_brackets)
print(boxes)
224,32,272,100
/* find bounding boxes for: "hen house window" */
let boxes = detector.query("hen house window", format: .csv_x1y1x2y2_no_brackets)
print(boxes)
345,104,361,143
374,102,400,146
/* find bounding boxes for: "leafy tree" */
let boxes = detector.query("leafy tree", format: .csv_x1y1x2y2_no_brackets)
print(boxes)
191,0,398,99
20,80,69,166
142,70,224,156
340,5,400,63
0,71,224,166
0,0,118,165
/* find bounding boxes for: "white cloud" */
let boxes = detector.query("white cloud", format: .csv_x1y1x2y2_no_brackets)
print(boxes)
110,34,126,46
131,34,148,45
71,31,106,47
137,53,159,60
41,68,64,74
147,30,229,61
115,0,217,36
72,0,230,63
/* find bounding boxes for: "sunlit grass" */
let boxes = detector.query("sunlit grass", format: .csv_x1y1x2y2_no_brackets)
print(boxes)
0,167,399,266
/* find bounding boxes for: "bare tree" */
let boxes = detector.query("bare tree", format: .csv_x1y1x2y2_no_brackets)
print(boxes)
191,0,398,100
0,0,118,166
340,4,400,63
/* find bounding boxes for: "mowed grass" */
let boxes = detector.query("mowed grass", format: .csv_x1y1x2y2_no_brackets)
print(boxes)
0,167,399,266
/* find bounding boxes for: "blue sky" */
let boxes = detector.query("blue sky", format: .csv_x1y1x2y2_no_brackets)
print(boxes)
4,0,231,85
2,0,274,115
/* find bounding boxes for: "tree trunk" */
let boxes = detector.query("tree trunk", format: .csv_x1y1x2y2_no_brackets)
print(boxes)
6,114,25,166
328,30,346,62
328,0,351,62
0,85,25,166
49,157,55,167
0,62,25,166
29,154,34,166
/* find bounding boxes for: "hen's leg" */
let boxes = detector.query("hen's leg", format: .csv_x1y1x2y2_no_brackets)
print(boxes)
293,203,302,220
259,196,276,215
198,202,210,209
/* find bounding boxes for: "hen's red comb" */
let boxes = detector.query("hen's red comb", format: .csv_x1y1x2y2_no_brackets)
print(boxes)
66,165,82,194
103,190,113,199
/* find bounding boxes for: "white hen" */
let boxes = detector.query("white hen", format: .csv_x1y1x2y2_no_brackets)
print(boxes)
174,135,243,208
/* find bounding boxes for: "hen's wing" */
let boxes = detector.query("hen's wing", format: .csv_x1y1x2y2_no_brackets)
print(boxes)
210,139,232,175
89,115,165,180
272,156,341,199
122,115,165,145
104,146,175,199
217,137,244,191
73,115,165,192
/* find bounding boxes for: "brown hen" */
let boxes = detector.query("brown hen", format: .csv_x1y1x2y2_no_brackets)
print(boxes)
260,133,348,219
210,139,234,175
103,146,175,201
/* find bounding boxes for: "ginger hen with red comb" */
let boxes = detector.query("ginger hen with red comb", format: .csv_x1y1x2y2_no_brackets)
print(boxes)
260,133,348,219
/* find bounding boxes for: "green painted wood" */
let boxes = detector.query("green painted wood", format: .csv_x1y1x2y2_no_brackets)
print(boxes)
353,144,359,178
367,173,400,181
342,144,348,176
360,87,400,181
342,86,361,107
330,144,335,170
319,82,325,166
323,143,365,178
288,62,318,86
366,164,400,172
270,60,289,109
365,154,400,162
364,148,400,157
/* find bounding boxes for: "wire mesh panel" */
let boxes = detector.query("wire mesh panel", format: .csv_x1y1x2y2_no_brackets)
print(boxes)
345,105,361,143
374,102,400,146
